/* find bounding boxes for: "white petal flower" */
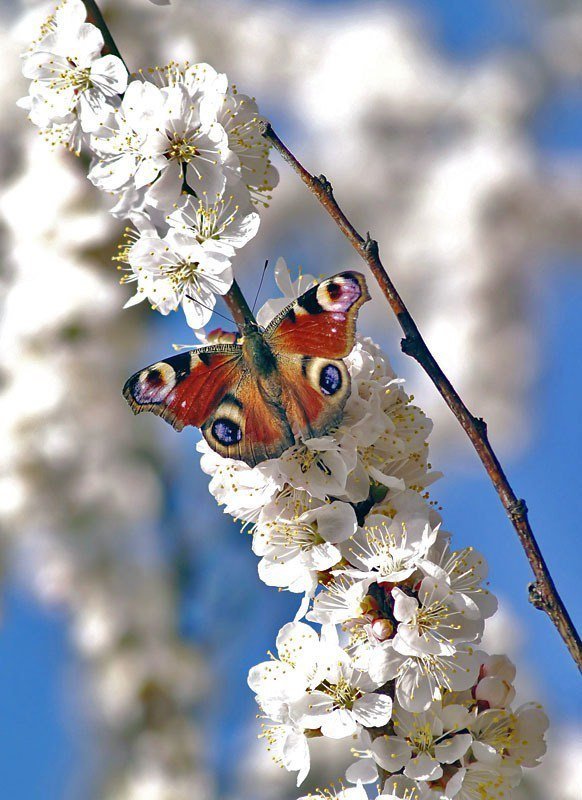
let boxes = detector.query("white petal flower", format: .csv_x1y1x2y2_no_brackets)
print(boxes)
342,510,438,582
90,66,232,210
217,88,279,206
470,702,548,770
198,439,282,523
20,1,127,134
121,228,233,327
380,775,423,799
248,621,332,704
391,577,484,657
275,434,364,503
420,543,497,620
369,642,482,712
308,572,371,625
298,784,368,800
254,495,358,594
371,702,472,782
258,700,311,786
290,656,392,739
440,764,520,800
167,182,260,255
474,654,516,709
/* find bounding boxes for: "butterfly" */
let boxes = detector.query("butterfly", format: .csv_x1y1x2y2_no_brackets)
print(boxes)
123,271,370,467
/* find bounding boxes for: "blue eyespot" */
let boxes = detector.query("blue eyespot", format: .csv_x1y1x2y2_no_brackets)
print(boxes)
212,418,242,446
319,364,342,396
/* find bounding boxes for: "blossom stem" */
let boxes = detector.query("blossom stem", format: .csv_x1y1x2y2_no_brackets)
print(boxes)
82,0,129,73
260,121,582,672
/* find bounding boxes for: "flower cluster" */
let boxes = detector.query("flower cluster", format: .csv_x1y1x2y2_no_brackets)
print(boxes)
19,0,277,329
18,5,550,800
199,266,549,797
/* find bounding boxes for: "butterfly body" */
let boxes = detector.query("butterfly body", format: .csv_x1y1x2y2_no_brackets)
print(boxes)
124,271,370,466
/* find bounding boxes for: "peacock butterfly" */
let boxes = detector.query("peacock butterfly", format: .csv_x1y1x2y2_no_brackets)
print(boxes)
123,271,370,467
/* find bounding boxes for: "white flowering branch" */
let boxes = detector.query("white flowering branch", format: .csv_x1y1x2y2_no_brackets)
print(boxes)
260,122,582,673
18,1,560,797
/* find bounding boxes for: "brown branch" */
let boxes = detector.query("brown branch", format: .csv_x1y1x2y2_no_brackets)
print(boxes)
261,121,582,672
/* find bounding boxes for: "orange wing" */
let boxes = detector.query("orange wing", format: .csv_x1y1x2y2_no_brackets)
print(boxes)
123,345,294,466
265,271,370,358
201,371,294,464
277,354,351,440
265,271,369,439
123,345,243,430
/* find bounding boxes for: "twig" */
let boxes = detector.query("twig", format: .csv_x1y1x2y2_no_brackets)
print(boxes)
82,0,129,72
260,121,582,671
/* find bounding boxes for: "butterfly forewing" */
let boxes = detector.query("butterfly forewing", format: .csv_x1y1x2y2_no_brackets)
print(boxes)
265,271,370,358
123,345,243,431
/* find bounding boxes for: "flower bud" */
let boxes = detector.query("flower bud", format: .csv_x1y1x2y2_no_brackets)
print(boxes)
475,654,516,708
371,618,394,641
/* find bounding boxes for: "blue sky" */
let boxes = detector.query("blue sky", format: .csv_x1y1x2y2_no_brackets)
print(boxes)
1,0,580,797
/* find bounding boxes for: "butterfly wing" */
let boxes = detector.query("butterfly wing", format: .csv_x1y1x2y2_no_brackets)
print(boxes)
201,371,294,464
123,345,243,431
264,271,370,358
264,271,370,439
123,344,294,465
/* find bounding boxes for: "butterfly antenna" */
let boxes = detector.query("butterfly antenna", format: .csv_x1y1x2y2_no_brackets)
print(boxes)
251,259,269,314
185,294,233,325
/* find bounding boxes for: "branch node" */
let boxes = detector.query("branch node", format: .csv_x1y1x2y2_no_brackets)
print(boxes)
400,335,423,361
508,498,528,520
473,416,488,438
258,120,271,138
362,231,378,254
528,581,547,611
317,174,334,196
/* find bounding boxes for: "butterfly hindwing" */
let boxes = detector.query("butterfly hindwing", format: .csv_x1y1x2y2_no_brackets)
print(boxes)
201,372,294,463
278,355,351,440
265,271,370,358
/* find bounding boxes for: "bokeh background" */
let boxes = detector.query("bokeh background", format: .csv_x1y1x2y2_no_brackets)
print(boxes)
0,0,581,797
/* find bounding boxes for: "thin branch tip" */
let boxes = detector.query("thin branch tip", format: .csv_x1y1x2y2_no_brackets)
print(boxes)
259,119,272,138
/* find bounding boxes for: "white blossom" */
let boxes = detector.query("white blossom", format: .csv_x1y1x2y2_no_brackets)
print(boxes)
290,657,392,739
253,496,358,594
341,510,439,583
420,543,498,620
89,65,231,209
371,702,473,782
216,88,279,205
473,654,516,709
369,643,482,713
19,0,127,147
248,621,334,704
390,578,484,657
166,182,260,254
469,702,548,770
122,227,233,327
